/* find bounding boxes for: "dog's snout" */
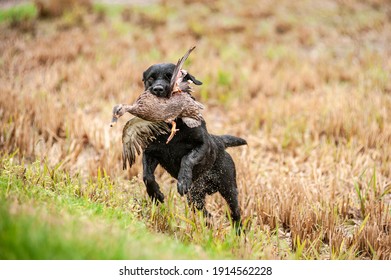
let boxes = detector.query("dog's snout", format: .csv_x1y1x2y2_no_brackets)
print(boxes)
152,85,164,96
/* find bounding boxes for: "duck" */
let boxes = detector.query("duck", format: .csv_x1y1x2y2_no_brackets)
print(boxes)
110,47,204,144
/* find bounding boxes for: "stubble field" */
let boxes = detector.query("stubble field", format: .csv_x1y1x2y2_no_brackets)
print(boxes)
0,0,391,259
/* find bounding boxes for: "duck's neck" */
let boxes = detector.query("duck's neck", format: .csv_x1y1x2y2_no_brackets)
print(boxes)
123,104,136,114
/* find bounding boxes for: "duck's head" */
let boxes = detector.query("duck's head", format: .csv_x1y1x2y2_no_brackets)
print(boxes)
110,104,125,127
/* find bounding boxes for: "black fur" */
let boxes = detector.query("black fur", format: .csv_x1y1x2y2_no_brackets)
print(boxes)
141,63,246,231
142,63,202,98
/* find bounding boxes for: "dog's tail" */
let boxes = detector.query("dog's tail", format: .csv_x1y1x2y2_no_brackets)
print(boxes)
219,135,247,148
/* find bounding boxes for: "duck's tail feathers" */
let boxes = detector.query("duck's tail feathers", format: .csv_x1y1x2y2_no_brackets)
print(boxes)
170,46,196,92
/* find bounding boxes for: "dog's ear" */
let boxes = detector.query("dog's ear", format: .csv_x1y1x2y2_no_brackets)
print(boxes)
142,70,148,83
184,73,202,85
142,70,150,89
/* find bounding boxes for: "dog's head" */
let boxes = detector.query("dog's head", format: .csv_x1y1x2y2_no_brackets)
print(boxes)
142,63,202,98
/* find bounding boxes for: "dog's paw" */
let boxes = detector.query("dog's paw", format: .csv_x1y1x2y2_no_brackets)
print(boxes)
155,191,165,203
177,179,191,196
148,190,165,203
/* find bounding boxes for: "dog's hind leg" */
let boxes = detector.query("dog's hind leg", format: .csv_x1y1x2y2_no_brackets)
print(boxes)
142,153,164,203
219,184,242,235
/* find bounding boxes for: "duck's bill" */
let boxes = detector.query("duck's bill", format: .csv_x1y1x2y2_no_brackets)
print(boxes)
110,116,118,127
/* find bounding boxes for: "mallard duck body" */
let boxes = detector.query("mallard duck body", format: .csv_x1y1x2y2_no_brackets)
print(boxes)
125,89,204,127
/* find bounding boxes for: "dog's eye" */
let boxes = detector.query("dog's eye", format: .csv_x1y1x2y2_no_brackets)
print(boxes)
148,77,155,82
165,73,172,80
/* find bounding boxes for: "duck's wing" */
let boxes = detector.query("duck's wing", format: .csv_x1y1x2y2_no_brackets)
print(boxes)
169,46,196,95
178,78,193,94
182,117,203,128
122,117,169,169
181,100,205,128
194,100,205,110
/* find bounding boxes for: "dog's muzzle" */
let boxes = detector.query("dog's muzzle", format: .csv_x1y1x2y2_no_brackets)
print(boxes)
151,85,165,96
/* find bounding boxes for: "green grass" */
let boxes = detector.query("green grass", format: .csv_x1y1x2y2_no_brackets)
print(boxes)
0,3,37,23
93,3,125,17
0,155,295,260
0,156,214,259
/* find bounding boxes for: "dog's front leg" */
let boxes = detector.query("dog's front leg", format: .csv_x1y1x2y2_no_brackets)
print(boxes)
142,152,164,203
177,144,208,196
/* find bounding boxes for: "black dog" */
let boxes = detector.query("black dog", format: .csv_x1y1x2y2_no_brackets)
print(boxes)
141,63,246,230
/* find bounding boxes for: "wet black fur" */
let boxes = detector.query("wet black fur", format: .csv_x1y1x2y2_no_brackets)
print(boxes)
141,63,246,230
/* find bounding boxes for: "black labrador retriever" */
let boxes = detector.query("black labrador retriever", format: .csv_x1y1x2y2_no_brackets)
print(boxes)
141,63,246,230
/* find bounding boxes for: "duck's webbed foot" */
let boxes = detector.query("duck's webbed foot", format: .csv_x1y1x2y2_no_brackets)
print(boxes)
166,120,179,144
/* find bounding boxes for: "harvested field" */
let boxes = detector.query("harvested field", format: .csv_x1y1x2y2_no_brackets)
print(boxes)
0,0,391,259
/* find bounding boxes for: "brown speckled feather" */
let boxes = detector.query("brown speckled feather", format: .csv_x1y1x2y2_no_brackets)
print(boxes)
125,90,204,127
122,117,169,169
